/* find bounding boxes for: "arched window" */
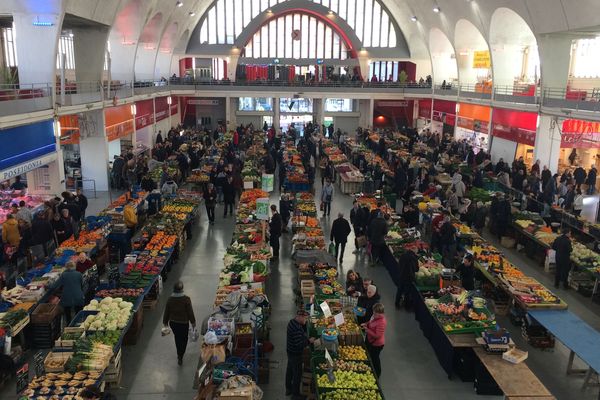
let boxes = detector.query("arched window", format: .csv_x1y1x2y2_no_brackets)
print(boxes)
198,0,397,48
244,12,349,59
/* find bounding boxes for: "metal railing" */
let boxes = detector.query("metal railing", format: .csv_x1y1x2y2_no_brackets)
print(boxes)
542,86,600,112
0,83,52,101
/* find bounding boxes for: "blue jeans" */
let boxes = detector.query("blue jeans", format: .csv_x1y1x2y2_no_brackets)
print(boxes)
588,184,595,195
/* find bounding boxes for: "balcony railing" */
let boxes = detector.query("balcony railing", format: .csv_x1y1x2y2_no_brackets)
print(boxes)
2,78,600,118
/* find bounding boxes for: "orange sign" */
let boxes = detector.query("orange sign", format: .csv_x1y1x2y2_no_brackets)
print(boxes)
59,114,80,145
104,105,134,142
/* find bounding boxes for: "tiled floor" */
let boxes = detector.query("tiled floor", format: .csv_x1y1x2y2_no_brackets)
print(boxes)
3,183,600,400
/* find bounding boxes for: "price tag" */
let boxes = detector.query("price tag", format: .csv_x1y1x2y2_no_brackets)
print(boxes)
34,351,45,377
334,313,345,327
16,363,29,394
320,301,332,318
325,349,334,367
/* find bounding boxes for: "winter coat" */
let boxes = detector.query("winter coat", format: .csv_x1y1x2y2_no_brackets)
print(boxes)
31,218,54,246
365,313,387,347
269,212,282,238
222,181,236,203
357,292,381,324
552,234,572,267
330,217,351,244
368,216,388,246
2,218,20,246
203,188,217,206
321,184,334,203
55,269,84,307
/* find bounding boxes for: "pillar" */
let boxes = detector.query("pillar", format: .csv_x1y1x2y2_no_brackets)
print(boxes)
225,96,232,131
537,33,573,88
367,99,374,129
227,97,237,129
78,110,110,191
73,26,110,83
12,12,61,85
357,54,370,81
533,115,561,174
227,54,239,81
313,98,323,127
273,97,280,131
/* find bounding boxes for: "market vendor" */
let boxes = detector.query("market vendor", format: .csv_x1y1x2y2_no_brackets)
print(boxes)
9,176,26,190
269,204,282,259
124,202,138,230
76,252,94,273
552,227,572,290
455,253,475,290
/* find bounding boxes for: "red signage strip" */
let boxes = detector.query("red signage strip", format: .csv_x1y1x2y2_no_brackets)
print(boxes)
492,124,536,146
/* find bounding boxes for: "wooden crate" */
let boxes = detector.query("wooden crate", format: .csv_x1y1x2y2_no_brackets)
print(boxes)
300,280,315,297
44,351,73,372
106,348,122,375
54,327,85,349
104,369,122,387
338,331,364,346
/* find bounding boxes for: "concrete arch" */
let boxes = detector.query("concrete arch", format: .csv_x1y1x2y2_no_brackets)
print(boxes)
429,27,458,85
454,19,492,85
139,12,164,47
489,7,539,88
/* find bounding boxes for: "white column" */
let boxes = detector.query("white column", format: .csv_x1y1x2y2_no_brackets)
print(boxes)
227,54,239,82
367,99,374,129
538,34,573,88
78,110,110,191
225,96,232,130
533,115,561,174
273,97,280,131
72,26,109,83
357,54,370,81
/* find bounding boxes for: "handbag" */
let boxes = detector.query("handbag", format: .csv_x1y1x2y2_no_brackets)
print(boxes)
320,202,325,211
200,343,226,364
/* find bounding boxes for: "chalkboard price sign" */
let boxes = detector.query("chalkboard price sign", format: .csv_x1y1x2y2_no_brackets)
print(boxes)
16,363,29,394
34,351,45,377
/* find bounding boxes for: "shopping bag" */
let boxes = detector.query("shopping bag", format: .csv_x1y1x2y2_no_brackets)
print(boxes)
200,343,226,364
189,326,199,342
328,242,336,256
161,326,171,336
320,202,325,211
356,235,368,248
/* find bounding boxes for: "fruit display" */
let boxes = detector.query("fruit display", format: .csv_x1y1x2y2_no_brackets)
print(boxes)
145,231,177,251
86,330,122,347
319,360,371,373
95,288,144,302
316,370,378,389
338,346,368,361
59,229,104,253
320,388,382,400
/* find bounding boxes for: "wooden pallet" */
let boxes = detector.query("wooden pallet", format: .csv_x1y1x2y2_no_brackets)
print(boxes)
104,369,122,387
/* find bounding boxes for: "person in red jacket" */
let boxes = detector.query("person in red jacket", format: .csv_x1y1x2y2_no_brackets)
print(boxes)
362,303,387,378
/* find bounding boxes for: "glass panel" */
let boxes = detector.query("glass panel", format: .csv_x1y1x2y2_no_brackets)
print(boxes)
309,17,317,59
316,21,324,59
243,1,252,28
269,20,277,58
322,0,330,8
372,2,380,47
200,21,208,43
325,98,353,112
339,0,347,19
252,0,260,18
301,15,309,58
234,0,244,37
324,26,333,58
347,0,355,29
277,17,285,58
225,0,234,44
239,97,253,111
330,0,338,13
340,42,347,60
293,14,301,58
256,97,273,111
389,25,396,47
333,33,340,60
254,30,261,57
363,0,372,46
208,7,217,44
355,0,364,42
393,62,399,81
285,15,293,58
261,25,269,57
216,0,225,43
380,12,389,47
246,40,253,58
270,0,277,6
373,62,380,81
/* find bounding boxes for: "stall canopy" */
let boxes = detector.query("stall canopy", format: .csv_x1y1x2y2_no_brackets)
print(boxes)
561,119,600,148
0,120,57,179
457,103,490,133
491,108,537,146
105,105,134,142
432,99,456,126
418,99,432,120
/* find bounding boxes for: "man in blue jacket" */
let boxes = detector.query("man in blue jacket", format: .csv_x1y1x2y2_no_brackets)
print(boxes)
286,310,314,399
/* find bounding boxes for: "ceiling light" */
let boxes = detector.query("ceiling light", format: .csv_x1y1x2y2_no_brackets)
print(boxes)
410,16,417,22
189,11,195,16
433,6,440,13
176,1,183,6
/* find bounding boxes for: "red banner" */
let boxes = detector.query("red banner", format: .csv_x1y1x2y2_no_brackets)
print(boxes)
135,99,154,130
418,99,432,119
433,111,455,126
560,119,600,148
562,119,600,135
170,96,178,116
154,97,170,122
492,123,536,146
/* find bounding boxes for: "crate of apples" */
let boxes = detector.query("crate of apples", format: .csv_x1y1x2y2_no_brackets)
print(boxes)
338,345,368,360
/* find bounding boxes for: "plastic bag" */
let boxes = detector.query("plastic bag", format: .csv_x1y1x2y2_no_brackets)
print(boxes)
328,242,336,256
189,326,199,342
161,326,171,336
204,330,220,345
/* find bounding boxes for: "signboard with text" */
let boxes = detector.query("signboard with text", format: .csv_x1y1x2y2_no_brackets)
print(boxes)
256,198,270,220
492,123,536,146
561,119,600,148
261,174,274,192
472,50,491,69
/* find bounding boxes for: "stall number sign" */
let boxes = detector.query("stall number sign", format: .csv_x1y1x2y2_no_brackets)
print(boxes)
261,174,274,192
256,198,270,220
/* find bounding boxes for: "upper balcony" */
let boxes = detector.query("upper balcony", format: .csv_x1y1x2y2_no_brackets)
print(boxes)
0,78,599,120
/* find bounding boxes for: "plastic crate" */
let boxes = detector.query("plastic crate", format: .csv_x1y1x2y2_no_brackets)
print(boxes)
69,310,99,327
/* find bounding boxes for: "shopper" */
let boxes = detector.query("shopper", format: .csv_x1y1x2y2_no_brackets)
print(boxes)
574,165,587,190
203,183,217,225
269,204,282,259
279,194,291,233
368,212,388,265
552,227,572,289
395,249,419,309
321,179,334,217
31,211,54,255
123,202,138,230
162,281,196,365
2,214,21,249
587,165,597,194
55,261,84,325
16,201,32,225
330,212,351,263
75,188,88,219
346,270,364,297
362,303,387,378
222,176,236,218
286,310,314,399
573,189,584,216
455,254,476,290
141,174,157,193
357,284,380,324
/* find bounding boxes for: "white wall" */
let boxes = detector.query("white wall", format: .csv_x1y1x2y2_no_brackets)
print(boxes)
492,44,526,87
414,59,432,80
135,126,153,148
333,116,360,134
107,139,121,160
134,48,158,80
534,115,561,173
80,135,109,191
432,54,458,84
490,137,517,164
